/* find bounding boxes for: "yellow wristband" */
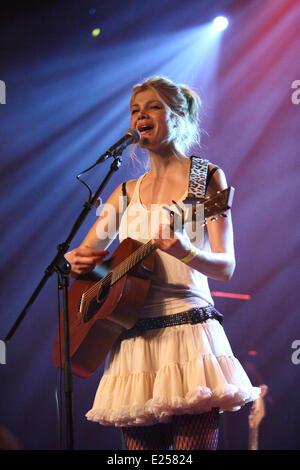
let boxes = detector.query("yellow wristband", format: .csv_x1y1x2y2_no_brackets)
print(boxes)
180,248,198,264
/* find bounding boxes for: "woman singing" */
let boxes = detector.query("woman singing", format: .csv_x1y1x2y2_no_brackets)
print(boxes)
65,76,260,450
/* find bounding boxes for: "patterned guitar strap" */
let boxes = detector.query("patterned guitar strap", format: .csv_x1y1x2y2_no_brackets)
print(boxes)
183,156,209,205
163,156,209,233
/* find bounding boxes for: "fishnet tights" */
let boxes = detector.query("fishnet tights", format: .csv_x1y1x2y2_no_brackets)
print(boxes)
122,409,219,450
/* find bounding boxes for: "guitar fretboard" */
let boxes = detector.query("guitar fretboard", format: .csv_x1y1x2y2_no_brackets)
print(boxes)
111,240,154,284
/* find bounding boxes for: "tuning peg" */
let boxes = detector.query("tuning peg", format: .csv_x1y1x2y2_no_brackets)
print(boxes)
162,206,174,216
172,200,183,213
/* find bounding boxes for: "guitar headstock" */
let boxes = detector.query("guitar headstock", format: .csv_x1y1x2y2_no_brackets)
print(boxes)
202,187,235,219
167,186,235,232
248,384,268,429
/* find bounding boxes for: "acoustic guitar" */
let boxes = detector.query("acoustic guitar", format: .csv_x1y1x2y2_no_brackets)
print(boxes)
248,384,268,450
52,187,234,378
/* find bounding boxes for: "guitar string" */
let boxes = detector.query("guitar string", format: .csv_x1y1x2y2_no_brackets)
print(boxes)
81,242,150,310
83,240,153,304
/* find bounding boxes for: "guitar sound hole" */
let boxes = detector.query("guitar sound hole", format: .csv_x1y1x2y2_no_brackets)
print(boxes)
83,283,110,323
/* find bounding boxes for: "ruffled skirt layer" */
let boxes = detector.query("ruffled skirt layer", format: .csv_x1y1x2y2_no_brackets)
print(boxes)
86,319,260,427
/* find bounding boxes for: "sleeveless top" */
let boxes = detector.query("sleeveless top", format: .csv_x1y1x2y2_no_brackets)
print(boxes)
118,173,214,318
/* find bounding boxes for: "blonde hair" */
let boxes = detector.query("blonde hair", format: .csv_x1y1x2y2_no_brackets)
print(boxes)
130,76,202,156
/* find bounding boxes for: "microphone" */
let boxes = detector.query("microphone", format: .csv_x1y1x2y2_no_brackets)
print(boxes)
97,128,141,163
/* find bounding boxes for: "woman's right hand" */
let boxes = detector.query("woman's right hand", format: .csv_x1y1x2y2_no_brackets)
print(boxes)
64,246,109,278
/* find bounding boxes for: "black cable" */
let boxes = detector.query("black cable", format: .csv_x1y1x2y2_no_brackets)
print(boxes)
76,174,93,202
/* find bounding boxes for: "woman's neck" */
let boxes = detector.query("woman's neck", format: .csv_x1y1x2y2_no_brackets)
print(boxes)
147,149,187,178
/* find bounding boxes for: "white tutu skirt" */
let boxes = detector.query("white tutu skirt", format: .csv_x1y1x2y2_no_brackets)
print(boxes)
86,319,261,427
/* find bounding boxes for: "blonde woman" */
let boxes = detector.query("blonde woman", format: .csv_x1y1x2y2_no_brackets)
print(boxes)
65,76,259,450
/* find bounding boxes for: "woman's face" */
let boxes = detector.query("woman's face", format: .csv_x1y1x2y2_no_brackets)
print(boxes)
130,88,175,152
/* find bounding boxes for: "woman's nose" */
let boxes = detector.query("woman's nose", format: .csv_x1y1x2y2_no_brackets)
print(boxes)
137,109,148,119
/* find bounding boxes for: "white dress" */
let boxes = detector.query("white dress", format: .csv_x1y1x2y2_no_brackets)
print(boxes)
85,174,260,427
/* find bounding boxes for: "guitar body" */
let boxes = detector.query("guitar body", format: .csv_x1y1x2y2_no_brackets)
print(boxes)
52,238,155,378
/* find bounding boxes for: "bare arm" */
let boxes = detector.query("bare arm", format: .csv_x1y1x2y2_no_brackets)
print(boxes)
187,166,235,280
152,166,236,281
65,182,124,277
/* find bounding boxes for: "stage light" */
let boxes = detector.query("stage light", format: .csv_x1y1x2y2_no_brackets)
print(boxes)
92,28,101,37
248,350,258,356
212,16,229,32
211,291,251,300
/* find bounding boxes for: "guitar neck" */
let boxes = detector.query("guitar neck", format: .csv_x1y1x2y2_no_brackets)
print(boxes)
111,239,155,284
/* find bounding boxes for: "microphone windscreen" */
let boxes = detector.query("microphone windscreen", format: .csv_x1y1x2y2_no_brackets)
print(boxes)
126,128,141,143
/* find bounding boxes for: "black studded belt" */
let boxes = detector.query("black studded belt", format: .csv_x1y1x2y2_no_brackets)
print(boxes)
119,305,223,341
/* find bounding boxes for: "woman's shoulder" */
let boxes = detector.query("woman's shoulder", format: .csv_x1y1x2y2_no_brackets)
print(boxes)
123,171,151,201
122,174,144,203
206,162,227,196
208,162,222,173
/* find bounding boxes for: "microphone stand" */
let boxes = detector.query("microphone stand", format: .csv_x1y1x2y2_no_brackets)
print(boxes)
3,146,125,450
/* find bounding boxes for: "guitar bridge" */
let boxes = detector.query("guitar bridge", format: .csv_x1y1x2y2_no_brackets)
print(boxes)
78,290,108,324
77,293,88,324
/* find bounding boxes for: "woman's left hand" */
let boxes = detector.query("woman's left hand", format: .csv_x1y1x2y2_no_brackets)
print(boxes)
151,224,192,260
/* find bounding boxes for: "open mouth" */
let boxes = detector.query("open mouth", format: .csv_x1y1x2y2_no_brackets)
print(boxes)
138,125,153,134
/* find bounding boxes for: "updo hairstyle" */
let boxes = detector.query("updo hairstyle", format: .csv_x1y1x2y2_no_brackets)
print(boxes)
130,76,202,156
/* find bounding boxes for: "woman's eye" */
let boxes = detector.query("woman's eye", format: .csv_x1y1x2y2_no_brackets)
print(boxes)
131,105,161,115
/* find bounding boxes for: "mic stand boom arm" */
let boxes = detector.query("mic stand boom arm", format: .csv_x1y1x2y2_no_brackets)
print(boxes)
4,153,123,450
